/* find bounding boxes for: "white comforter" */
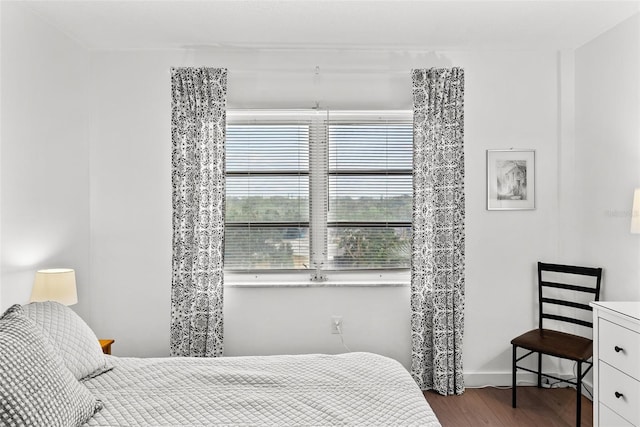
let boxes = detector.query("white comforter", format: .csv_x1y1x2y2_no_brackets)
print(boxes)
83,352,440,426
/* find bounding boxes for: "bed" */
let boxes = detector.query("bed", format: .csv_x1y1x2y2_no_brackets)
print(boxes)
0,302,441,426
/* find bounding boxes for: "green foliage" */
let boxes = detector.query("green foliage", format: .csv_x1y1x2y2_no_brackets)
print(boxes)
330,227,411,269
224,196,412,269
226,196,309,222
224,227,300,269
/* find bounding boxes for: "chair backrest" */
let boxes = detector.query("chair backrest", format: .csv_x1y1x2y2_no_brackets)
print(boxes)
537,262,602,331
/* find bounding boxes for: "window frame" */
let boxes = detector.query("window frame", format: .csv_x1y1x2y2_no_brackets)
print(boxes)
224,109,413,286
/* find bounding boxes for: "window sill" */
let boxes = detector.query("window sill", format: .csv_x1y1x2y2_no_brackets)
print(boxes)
224,269,410,288
224,281,409,288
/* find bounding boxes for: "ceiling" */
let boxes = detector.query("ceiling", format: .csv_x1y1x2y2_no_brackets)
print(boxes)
22,0,640,51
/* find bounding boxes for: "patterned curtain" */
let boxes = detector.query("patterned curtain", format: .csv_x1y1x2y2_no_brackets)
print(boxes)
410,68,465,395
170,68,227,357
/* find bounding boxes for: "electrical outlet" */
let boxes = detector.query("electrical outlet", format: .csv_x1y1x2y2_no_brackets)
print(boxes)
331,316,343,334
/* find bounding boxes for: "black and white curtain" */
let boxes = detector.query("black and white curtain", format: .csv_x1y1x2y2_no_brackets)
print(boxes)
410,68,465,395
170,67,227,357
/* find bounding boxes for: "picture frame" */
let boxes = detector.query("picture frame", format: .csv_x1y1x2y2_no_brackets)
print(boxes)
486,149,535,210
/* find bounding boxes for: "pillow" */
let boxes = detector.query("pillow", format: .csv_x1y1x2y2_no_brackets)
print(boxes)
0,304,102,426
22,301,111,381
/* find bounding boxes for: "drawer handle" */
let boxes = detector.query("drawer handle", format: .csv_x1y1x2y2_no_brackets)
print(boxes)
615,392,624,399
614,346,624,353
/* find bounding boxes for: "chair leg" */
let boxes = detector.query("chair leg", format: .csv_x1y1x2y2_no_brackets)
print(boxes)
537,352,542,388
512,345,517,408
576,362,582,427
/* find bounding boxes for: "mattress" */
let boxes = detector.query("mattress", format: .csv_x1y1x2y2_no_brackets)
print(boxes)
82,352,440,426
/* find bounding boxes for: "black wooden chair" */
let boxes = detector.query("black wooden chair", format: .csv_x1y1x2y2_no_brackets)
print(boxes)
511,262,602,427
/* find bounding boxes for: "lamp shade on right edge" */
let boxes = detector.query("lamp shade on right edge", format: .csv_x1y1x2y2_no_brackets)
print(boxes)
632,188,640,234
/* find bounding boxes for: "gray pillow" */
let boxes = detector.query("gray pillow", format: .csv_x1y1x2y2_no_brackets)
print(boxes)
23,301,111,381
0,304,102,426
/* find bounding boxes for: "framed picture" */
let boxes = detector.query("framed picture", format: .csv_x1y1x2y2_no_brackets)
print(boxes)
487,149,535,210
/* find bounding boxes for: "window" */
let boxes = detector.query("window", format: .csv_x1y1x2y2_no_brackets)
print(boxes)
327,117,413,269
225,110,413,276
225,115,310,270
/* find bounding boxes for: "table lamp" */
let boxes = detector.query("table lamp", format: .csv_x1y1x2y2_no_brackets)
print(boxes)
30,268,78,306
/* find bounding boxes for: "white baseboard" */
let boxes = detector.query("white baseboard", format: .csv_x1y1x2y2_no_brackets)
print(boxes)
464,371,537,387
464,372,593,400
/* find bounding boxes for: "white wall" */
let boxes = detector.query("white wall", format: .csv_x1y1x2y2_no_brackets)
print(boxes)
88,47,560,382
573,13,640,302
0,3,92,319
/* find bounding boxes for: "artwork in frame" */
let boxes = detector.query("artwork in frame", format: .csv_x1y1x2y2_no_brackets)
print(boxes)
486,149,535,210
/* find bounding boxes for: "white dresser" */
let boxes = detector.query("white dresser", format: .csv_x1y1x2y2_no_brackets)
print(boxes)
591,302,640,427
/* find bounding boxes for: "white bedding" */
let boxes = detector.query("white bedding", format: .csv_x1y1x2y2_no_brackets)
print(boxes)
82,352,440,426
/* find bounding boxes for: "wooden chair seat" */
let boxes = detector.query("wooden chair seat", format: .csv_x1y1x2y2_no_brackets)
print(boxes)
511,329,593,362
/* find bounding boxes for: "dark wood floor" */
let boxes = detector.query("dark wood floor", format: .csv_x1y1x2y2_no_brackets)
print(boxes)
424,386,593,427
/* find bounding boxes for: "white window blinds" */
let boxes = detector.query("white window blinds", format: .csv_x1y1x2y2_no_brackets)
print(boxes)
326,112,413,269
225,113,310,269
225,110,412,272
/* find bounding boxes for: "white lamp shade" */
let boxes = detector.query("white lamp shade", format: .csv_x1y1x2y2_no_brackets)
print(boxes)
30,268,78,306
632,189,640,234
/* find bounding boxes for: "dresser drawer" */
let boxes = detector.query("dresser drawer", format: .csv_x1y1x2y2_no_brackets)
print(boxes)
600,318,640,380
600,361,640,426
600,403,634,427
